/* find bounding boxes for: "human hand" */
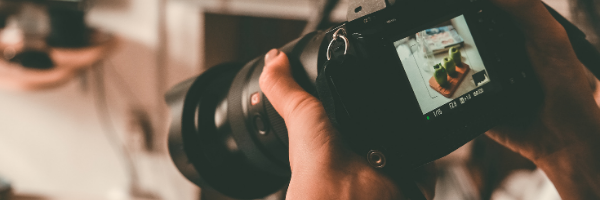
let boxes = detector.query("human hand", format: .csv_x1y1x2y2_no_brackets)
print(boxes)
486,0,600,199
259,49,436,200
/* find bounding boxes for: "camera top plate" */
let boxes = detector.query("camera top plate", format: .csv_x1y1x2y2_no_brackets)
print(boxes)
347,0,393,22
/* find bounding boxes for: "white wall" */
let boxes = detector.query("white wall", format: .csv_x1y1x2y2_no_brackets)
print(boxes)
544,0,572,19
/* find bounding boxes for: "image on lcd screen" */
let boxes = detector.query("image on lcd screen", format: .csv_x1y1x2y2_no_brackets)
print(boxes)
394,15,490,115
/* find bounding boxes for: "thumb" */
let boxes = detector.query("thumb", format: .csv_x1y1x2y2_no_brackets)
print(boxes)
259,49,317,124
259,49,338,157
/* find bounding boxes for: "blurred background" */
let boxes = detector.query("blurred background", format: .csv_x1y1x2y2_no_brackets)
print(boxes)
0,0,596,200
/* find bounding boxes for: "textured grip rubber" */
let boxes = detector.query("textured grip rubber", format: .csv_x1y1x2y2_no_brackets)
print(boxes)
264,96,289,146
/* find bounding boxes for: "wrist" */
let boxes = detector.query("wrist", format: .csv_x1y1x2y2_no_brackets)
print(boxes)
288,153,401,200
526,92,600,161
534,139,600,200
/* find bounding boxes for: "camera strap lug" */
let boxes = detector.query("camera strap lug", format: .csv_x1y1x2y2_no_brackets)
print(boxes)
327,28,350,61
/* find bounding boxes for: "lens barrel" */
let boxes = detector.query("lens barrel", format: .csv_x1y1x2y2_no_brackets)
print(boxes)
167,31,327,199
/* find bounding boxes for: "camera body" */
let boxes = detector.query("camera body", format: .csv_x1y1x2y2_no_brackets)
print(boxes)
166,0,600,198
323,0,542,172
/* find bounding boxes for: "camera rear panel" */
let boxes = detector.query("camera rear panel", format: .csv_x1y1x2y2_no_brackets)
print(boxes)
325,0,543,170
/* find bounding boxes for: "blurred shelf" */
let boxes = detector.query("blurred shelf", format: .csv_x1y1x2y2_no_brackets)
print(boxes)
170,0,348,22
0,30,119,91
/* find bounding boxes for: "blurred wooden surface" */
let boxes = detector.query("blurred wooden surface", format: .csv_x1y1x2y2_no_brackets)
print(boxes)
0,30,118,91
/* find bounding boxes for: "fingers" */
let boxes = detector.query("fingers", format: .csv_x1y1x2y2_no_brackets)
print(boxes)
491,0,566,39
491,0,573,56
491,0,589,95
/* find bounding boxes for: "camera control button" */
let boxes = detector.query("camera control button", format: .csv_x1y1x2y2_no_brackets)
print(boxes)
254,115,267,135
250,92,261,106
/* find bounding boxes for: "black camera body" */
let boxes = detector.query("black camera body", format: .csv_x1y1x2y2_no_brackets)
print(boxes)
167,0,597,198
324,0,542,172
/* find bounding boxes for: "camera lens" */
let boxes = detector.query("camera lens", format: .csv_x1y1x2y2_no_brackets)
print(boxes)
166,62,289,199
166,31,325,198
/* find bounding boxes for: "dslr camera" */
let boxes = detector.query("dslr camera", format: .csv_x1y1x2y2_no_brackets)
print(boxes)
166,0,599,198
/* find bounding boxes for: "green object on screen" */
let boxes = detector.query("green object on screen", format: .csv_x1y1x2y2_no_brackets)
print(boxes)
442,56,457,77
449,47,462,67
434,63,449,87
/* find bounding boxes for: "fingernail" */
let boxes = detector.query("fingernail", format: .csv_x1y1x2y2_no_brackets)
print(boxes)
265,49,280,65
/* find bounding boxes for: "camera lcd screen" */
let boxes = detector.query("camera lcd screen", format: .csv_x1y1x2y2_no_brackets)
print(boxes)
394,15,491,118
